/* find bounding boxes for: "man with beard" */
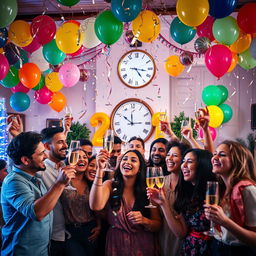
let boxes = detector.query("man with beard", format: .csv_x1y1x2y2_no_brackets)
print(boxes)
1,132,75,256
148,138,169,175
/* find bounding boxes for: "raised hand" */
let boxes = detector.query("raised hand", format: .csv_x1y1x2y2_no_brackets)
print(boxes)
197,107,210,131
127,211,145,225
7,114,23,137
96,149,109,170
146,187,166,206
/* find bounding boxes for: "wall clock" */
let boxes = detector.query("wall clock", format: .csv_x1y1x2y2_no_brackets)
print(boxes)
117,49,156,88
111,98,154,142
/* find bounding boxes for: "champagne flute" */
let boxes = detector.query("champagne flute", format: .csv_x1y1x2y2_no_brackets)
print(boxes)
206,181,219,235
145,167,157,208
63,106,73,132
155,167,164,189
103,129,114,172
159,110,167,137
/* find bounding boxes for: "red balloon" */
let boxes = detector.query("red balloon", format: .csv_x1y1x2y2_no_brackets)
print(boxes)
196,16,215,42
0,53,9,80
11,82,30,93
22,37,41,54
34,86,53,104
205,45,232,79
19,63,41,88
67,45,85,57
31,15,56,45
237,3,256,34
199,127,217,141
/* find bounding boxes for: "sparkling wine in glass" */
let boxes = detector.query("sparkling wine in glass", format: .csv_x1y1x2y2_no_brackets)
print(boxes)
103,129,115,172
63,106,73,132
145,167,157,208
159,110,167,137
155,167,164,189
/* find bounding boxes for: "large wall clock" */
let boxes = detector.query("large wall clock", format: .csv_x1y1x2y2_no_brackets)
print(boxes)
117,49,156,88
111,98,154,142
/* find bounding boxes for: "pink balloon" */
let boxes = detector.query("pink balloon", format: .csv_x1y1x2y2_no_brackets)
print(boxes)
197,16,215,42
199,127,217,141
11,82,30,93
58,63,80,88
34,86,53,104
67,45,85,57
22,37,41,54
205,45,232,79
31,15,56,45
0,54,9,80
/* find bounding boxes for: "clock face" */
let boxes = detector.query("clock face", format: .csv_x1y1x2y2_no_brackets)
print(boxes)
118,50,156,88
111,99,154,142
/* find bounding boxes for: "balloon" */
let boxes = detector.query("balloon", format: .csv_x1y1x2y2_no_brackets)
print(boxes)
19,63,41,89
238,49,256,70
229,31,251,54
43,39,66,65
164,55,185,77
237,3,256,34
199,126,217,141
179,52,193,66
0,66,19,88
49,92,67,112
80,68,90,82
196,16,215,41
217,85,229,104
249,38,256,59
202,85,222,106
209,0,238,19
56,0,80,7
95,10,123,45
227,52,238,72
213,16,239,46
45,72,63,92
170,17,196,45
176,0,209,27
31,15,56,45
194,37,211,54
10,92,30,112
14,49,29,69
67,45,85,57
0,27,8,48
30,48,49,71
205,45,232,79
64,20,80,26
22,37,41,54
34,86,53,104
56,22,84,54
207,105,224,128
219,103,233,123
33,75,45,91
3,43,20,65
111,0,142,22
11,82,30,93
58,63,80,87
8,20,33,47
0,0,18,28
80,18,101,48
0,54,9,80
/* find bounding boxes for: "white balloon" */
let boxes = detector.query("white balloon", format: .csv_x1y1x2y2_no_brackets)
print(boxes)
80,17,101,49
30,48,49,71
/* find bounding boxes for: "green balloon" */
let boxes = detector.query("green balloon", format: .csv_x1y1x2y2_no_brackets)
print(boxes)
202,85,222,106
56,0,80,7
43,39,66,65
32,75,45,91
95,10,123,45
0,66,19,88
217,85,228,104
14,49,29,69
239,49,256,70
219,103,233,123
0,0,17,28
213,16,239,46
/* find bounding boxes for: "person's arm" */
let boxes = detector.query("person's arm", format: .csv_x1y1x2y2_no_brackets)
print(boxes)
63,115,72,136
160,121,179,142
7,114,23,137
181,127,202,149
89,149,112,211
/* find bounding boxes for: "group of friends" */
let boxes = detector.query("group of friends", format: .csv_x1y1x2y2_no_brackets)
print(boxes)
0,109,255,256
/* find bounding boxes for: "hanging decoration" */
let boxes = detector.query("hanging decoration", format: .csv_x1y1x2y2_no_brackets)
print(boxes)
0,98,8,161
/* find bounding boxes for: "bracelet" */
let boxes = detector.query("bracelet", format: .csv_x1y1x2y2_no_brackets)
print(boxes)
93,183,103,187
95,176,103,179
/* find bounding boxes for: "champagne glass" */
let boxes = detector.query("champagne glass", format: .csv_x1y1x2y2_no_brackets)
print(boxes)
121,142,129,154
159,110,167,137
145,167,157,208
103,129,114,172
155,167,164,189
206,181,219,235
63,106,73,132
180,118,190,141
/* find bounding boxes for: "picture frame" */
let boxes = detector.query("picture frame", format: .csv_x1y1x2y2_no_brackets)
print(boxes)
46,118,63,128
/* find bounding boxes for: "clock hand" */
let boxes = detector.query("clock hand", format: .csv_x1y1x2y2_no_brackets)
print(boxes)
127,122,142,125
136,68,147,71
134,69,146,82
123,115,132,123
131,111,134,125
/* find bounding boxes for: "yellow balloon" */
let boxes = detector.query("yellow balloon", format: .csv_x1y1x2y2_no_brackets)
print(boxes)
164,55,184,77
8,20,33,47
230,31,252,54
176,0,209,27
56,22,84,54
132,10,160,43
227,53,238,72
45,72,63,92
208,105,224,128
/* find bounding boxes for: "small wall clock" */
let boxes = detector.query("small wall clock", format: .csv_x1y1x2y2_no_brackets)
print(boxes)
111,98,154,142
117,49,156,88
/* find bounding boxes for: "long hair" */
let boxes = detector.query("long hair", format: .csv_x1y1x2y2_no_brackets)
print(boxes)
110,150,150,217
174,148,216,214
85,155,97,189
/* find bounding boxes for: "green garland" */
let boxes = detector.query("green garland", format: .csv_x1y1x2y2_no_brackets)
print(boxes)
66,121,91,145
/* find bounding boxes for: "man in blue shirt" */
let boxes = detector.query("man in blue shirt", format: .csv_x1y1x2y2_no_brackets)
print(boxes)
1,132,76,256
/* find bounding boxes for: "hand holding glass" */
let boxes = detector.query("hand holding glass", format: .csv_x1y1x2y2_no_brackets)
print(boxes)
103,129,114,172
145,167,157,208
155,167,164,189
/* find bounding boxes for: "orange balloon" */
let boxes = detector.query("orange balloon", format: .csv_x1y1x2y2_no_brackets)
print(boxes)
227,53,238,72
49,92,67,112
230,31,252,53
19,63,41,88
0,48,3,54
164,55,185,77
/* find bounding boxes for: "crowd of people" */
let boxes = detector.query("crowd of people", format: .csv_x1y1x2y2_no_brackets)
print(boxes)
0,110,255,256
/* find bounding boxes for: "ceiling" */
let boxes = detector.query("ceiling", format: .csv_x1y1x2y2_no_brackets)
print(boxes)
16,0,254,20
